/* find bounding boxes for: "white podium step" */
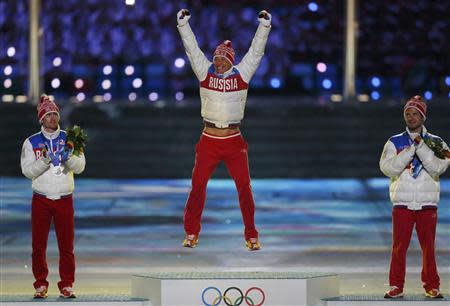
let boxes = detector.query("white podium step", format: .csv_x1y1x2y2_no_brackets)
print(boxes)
0,295,149,306
324,295,450,306
131,271,338,306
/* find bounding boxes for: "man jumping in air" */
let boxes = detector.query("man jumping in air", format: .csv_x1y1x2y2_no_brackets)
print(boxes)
177,8,271,251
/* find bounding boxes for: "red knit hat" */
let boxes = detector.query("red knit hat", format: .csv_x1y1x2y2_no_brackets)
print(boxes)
213,40,235,65
404,95,427,120
37,95,59,122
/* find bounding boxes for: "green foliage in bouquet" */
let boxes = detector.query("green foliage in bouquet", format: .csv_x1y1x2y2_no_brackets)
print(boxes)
66,125,87,156
423,137,450,160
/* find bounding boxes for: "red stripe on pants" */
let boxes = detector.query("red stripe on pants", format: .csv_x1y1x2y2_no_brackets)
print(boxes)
31,193,75,290
184,133,258,240
389,208,440,291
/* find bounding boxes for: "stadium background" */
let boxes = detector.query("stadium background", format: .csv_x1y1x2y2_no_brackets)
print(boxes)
0,0,449,178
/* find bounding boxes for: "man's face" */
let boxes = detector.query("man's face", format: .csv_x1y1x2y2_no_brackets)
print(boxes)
213,56,232,74
404,108,423,131
42,112,59,131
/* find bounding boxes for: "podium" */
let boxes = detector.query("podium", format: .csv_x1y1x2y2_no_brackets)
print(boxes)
131,271,339,306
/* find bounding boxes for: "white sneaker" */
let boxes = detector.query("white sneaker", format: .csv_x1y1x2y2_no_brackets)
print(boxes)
59,286,76,298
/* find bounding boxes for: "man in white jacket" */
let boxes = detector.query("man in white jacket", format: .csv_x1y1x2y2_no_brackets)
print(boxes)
21,95,86,299
177,9,271,250
380,95,449,299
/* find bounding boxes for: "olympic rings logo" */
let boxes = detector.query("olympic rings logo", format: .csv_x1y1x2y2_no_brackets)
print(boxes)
201,286,266,306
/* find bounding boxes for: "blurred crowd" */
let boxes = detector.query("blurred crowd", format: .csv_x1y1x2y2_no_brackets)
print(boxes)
0,0,448,98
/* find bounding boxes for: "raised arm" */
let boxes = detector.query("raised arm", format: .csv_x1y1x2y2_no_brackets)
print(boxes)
177,9,211,81
235,10,272,83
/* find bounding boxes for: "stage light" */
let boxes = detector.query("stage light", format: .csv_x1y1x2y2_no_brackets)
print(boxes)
330,94,343,102
76,93,86,102
3,79,12,88
53,57,62,67
2,95,14,102
445,76,450,86
149,92,159,101
132,78,142,88
322,79,332,89
174,58,185,68
357,94,370,102
103,93,112,101
103,65,112,75
75,79,84,89
125,65,134,76
51,78,61,89
16,95,27,103
270,77,281,88
7,47,16,57
308,2,318,12
4,65,12,76
371,91,380,100
424,91,432,100
125,0,135,5
102,79,111,90
93,95,103,103
316,62,327,73
175,91,184,101
128,92,137,101
371,77,381,87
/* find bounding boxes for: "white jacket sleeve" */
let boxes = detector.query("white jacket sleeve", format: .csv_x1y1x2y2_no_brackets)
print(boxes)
379,140,415,177
235,23,271,83
20,139,49,179
65,154,86,174
177,22,211,81
415,140,450,178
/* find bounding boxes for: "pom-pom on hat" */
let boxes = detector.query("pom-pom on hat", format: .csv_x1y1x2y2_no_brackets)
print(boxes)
213,40,235,65
37,94,60,123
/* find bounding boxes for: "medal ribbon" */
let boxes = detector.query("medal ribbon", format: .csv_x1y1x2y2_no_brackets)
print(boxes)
407,135,423,179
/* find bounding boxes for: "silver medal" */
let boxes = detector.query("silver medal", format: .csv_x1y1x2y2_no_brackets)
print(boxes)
52,165,63,176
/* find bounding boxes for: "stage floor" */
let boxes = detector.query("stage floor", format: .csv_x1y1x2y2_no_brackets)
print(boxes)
1,177,449,297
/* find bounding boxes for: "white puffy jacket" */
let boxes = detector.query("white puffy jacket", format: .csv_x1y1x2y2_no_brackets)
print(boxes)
178,21,270,128
21,126,86,200
379,126,450,210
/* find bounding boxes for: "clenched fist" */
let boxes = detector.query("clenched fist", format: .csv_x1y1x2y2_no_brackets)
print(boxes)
177,9,191,26
258,10,271,27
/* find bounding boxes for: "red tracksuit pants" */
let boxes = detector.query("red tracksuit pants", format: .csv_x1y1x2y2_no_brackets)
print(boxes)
31,193,75,290
184,131,258,240
389,207,440,291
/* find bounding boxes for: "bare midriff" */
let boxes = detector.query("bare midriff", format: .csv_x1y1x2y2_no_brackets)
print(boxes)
203,126,240,136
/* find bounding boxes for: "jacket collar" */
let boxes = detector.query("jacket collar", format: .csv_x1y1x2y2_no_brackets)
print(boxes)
41,125,61,140
215,66,234,78
406,125,427,138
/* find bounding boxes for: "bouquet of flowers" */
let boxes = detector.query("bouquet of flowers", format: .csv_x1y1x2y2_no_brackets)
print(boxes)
66,125,87,156
416,136,450,159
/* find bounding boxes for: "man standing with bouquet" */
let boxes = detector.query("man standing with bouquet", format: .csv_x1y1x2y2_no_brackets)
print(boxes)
380,95,450,299
20,95,86,299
